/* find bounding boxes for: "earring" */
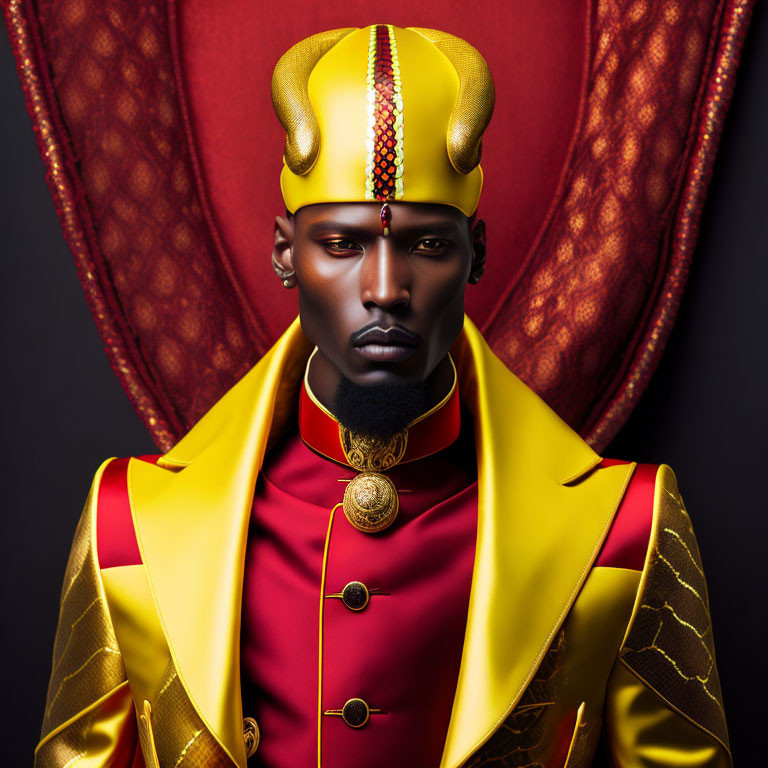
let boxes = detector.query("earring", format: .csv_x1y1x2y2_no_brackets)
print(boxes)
272,252,296,288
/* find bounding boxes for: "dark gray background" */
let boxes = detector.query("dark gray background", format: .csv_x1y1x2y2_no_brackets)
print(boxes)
2,6,765,764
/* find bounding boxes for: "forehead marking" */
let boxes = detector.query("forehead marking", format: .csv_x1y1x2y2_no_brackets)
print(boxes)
380,203,392,235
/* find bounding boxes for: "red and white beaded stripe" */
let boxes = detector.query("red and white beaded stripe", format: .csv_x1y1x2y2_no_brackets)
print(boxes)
364,25,404,201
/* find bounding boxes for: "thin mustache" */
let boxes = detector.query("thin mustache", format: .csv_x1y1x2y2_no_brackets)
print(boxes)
350,323,422,347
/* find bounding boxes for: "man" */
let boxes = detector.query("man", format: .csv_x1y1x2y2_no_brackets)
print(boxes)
35,24,730,768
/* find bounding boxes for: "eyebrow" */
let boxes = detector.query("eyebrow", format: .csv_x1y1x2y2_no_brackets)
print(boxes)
305,220,461,239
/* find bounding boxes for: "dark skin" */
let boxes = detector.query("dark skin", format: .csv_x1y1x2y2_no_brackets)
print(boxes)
272,202,486,414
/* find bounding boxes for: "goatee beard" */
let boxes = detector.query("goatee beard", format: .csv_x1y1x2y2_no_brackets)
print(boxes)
333,376,429,439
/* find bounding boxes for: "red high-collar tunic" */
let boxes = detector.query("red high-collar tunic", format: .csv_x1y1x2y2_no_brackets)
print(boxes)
240,381,478,767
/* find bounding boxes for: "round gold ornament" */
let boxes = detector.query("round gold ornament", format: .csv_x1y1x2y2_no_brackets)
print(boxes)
343,471,399,533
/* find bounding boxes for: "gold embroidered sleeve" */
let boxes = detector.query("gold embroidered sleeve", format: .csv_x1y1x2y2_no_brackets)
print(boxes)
34,460,137,767
605,463,731,767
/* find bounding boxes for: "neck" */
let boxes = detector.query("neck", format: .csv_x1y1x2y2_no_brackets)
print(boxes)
306,351,456,423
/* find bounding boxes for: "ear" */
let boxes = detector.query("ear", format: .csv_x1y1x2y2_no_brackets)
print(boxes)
272,214,296,287
468,217,486,285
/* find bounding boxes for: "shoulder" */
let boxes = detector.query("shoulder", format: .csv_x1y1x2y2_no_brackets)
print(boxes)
92,454,162,569
595,460,697,572
594,459,666,571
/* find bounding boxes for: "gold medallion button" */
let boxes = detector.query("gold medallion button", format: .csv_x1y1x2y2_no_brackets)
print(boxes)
338,425,406,534
243,717,260,758
341,698,371,728
343,472,399,533
341,581,370,611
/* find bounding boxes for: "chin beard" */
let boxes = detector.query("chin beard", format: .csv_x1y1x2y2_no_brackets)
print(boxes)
333,376,429,439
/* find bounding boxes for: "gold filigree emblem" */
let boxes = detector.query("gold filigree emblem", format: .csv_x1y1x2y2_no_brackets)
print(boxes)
339,425,407,471
243,716,260,758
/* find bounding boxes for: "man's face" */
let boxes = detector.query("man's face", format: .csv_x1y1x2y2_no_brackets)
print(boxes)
277,202,482,390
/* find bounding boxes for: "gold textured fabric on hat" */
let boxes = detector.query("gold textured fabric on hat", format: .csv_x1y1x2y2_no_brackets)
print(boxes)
271,24,495,216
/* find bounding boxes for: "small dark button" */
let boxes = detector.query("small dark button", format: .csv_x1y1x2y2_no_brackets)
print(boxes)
341,581,370,611
342,698,370,728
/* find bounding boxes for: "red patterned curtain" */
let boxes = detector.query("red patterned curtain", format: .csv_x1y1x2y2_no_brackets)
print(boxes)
3,0,755,451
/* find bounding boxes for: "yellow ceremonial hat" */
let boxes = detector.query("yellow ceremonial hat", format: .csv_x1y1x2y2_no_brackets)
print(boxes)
271,25,495,216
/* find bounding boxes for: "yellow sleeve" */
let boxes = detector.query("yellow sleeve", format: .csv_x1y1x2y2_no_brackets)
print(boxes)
34,460,140,768
603,464,731,768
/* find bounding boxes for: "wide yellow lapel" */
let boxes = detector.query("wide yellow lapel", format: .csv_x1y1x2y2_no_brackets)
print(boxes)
128,319,311,768
440,317,634,768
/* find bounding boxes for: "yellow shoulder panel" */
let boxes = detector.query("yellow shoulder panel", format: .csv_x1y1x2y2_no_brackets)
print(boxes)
619,464,730,757
35,459,127,760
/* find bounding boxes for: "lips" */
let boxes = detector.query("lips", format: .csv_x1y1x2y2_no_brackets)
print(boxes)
351,324,421,362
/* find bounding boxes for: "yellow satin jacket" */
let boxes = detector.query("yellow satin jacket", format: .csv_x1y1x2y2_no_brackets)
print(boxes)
35,317,731,768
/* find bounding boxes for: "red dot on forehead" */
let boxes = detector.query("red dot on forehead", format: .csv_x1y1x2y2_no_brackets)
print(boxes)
380,203,392,230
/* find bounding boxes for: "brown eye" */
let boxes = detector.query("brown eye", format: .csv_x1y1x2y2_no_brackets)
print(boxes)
324,239,362,255
413,238,448,254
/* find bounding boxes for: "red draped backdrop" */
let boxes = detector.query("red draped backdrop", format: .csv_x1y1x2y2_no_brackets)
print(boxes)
2,0,755,451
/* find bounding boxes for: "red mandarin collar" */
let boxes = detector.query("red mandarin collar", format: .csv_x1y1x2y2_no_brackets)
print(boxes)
299,359,461,468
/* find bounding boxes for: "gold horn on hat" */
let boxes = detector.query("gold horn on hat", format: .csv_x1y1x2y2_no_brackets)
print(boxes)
408,27,495,174
271,28,356,175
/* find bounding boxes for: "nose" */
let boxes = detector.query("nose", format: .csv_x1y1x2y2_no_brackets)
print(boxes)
360,238,411,311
